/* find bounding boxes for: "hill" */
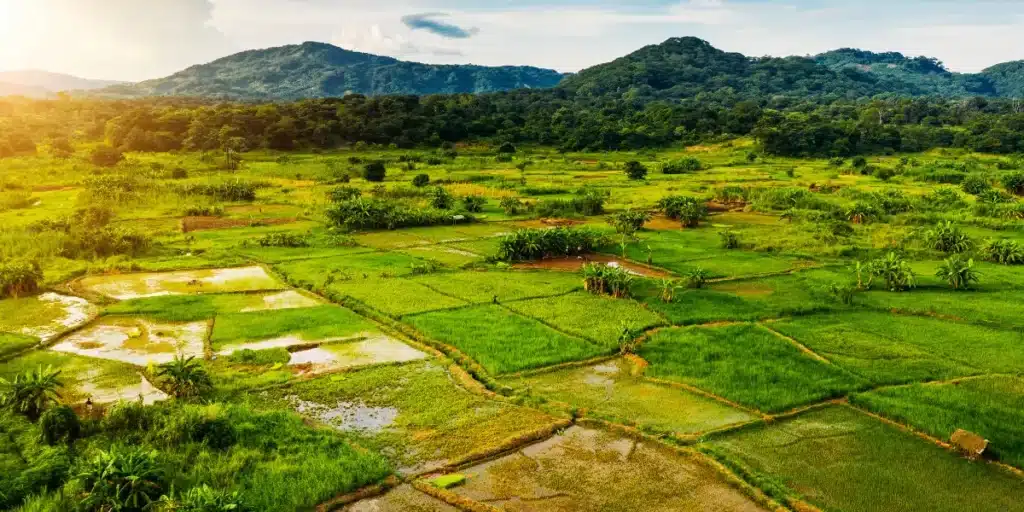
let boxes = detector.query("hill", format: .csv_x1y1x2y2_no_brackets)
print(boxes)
0,70,123,97
560,37,1023,100
99,42,566,100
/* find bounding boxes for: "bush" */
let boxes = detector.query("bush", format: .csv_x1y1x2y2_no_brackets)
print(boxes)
412,174,430,187
684,268,710,289
327,198,472,231
873,167,896,181
1002,172,1024,195
175,485,250,512
624,161,648,180
499,197,528,215
89,145,124,167
961,174,992,195
77,447,166,511
582,263,633,298
177,180,260,202
867,252,916,292
497,228,608,261
429,187,453,209
462,195,486,213
657,196,708,227
39,405,80,446
0,260,42,298
852,156,868,169
182,205,224,217
254,233,308,248
924,221,972,254
497,142,516,154
228,348,290,365
718,230,741,249
363,162,387,182
936,255,979,290
536,189,607,217
101,401,157,434
661,157,702,174
981,239,1024,265
327,186,361,202
608,210,651,237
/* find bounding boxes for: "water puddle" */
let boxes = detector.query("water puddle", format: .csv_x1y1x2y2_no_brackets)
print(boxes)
51,318,206,365
78,266,284,300
287,337,428,375
2,293,97,342
290,397,398,433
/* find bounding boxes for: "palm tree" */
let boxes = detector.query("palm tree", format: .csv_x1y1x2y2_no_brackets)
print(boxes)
0,365,63,422
156,355,212,399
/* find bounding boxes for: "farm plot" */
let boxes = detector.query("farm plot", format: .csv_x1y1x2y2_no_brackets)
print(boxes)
104,291,322,322
852,375,1024,469
640,324,865,413
442,426,769,511
405,305,607,375
346,485,456,512
412,270,582,304
770,312,1024,383
704,406,1024,512
77,266,285,300
0,350,162,404
51,317,207,365
504,291,667,346
324,278,469,318
266,361,561,474
503,358,756,435
211,305,379,353
287,336,428,375
0,292,97,344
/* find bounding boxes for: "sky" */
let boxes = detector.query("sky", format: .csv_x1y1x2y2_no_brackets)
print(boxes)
2,0,1024,82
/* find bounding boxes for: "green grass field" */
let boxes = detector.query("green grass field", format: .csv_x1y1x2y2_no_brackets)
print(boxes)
210,305,377,348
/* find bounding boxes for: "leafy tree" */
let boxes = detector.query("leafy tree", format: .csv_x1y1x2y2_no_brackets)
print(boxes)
497,142,516,154
363,162,387,182
870,252,916,291
658,196,708,227
430,187,453,209
89,145,124,167
499,197,527,215
1002,172,1024,195
0,260,43,298
659,278,681,303
936,255,979,290
412,174,430,187
0,366,62,422
608,210,651,237
156,355,212,399
39,405,81,447
684,268,710,289
462,195,486,213
624,161,648,180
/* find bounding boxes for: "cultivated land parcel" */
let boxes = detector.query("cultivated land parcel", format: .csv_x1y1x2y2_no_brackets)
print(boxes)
2,141,1024,511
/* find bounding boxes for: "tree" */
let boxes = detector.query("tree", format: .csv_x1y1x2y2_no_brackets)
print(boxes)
156,355,212,399
658,196,707,227
412,174,430,187
497,142,516,154
462,195,486,213
0,366,63,422
608,210,651,237
1002,172,1024,195
430,187,453,209
870,252,916,291
684,268,710,289
39,405,81,447
89,145,124,167
936,255,979,290
624,161,648,180
363,161,387,182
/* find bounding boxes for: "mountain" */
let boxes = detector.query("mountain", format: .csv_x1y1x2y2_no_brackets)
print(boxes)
100,42,567,100
0,70,124,97
559,37,1024,100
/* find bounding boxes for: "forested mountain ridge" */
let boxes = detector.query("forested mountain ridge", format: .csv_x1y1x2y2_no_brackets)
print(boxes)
98,42,567,100
559,37,1024,100
0,70,124,98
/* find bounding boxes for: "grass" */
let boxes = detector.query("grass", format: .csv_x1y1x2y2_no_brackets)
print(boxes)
411,270,582,303
705,406,1024,512
104,293,272,322
210,305,377,348
504,291,667,346
771,311,1024,383
0,350,141,399
0,333,38,358
852,376,1024,469
503,358,756,434
326,277,468,317
640,324,866,412
405,305,607,374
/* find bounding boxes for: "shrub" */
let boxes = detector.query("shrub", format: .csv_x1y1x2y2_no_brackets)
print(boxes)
1002,172,1024,195
462,195,486,213
924,221,972,254
0,260,43,298
177,180,260,201
718,230,741,249
657,196,708,227
936,255,979,290
624,161,648,180
102,401,156,433
495,154,513,163
536,189,607,217
874,167,896,181
39,405,81,446
608,210,651,237
499,197,528,215
78,447,166,512
0,190,33,212
661,157,702,174
582,263,633,298
827,282,856,305
0,365,62,422
327,198,472,231
852,156,868,169
327,186,361,202
429,187,453,209
961,174,992,195
981,239,1024,265
684,268,710,289
868,252,916,292
497,142,516,154
254,233,308,248
497,228,608,261
182,205,224,217
412,174,430,187
363,162,387,182
156,355,212,399
89,145,124,167
174,485,249,512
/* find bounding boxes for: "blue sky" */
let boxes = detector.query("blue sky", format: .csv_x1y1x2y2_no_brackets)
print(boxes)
2,0,1024,81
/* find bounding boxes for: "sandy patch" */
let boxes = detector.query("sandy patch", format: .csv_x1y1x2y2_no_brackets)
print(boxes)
513,254,670,278
51,318,206,366
13,293,98,342
287,337,428,375
79,266,283,300
240,290,321,312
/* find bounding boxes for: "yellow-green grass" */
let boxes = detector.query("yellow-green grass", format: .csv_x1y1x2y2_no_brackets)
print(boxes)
105,292,317,322
78,266,285,300
640,324,865,413
273,251,430,286
210,305,377,348
324,277,469,317
0,333,37,358
861,287,1024,330
405,305,607,375
505,291,667,346
852,376,1024,469
704,406,1024,512
771,312,1024,383
264,361,559,474
0,350,141,401
394,244,485,267
412,270,582,303
238,245,376,263
504,358,755,435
